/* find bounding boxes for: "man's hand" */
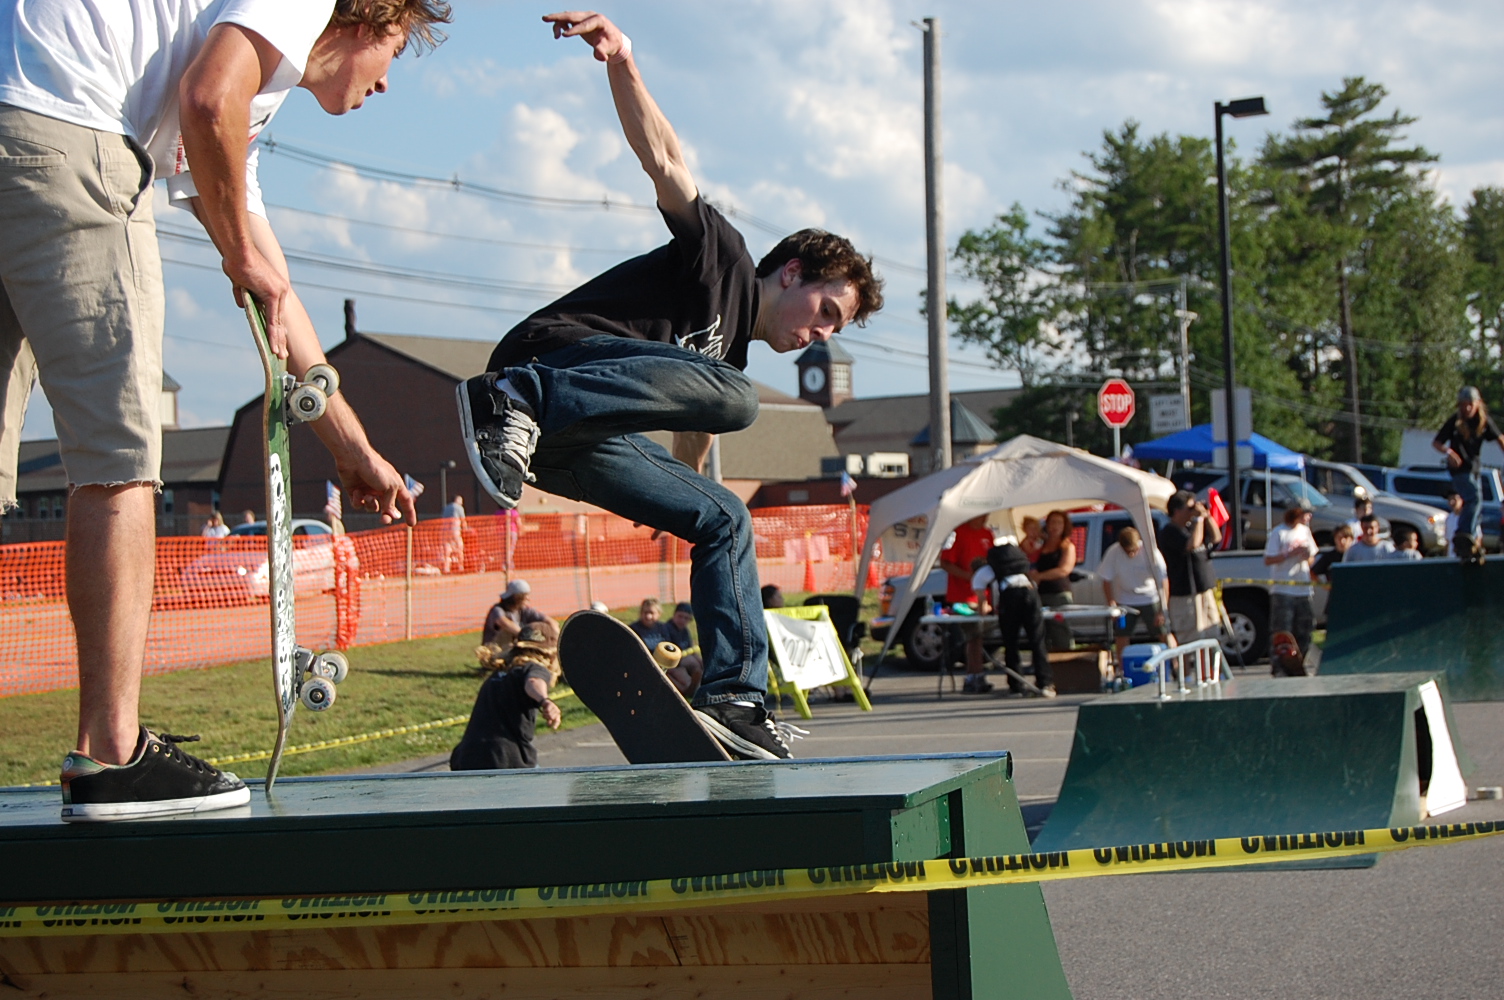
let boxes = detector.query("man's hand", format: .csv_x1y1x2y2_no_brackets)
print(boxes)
232,257,293,357
543,11,630,61
541,698,563,731
335,447,417,525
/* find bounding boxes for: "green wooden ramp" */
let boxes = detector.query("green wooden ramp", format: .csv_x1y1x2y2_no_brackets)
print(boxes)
1321,560,1504,700
0,754,1071,1000
1032,674,1464,869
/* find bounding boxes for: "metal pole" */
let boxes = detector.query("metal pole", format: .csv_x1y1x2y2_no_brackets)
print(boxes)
1177,277,1192,424
922,17,951,473
404,524,414,641
1215,103,1243,550
707,436,723,483
1113,426,1121,461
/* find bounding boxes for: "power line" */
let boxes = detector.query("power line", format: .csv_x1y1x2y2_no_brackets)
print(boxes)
255,135,966,284
264,202,649,255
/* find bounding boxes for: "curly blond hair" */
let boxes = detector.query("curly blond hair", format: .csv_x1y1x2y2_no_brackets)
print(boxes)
330,0,453,54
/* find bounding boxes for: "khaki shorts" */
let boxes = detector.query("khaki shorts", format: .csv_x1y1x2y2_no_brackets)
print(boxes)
0,105,164,506
1168,590,1218,640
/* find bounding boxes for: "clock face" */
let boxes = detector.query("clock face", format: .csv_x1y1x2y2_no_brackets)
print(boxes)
802,366,827,393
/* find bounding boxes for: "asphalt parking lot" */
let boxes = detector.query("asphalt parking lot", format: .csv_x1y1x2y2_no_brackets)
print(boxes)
375,665,1504,1000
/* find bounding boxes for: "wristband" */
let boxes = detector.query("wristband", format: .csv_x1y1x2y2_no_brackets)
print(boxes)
610,34,632,64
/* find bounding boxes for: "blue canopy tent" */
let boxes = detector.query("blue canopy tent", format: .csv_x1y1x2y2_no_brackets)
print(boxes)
1131,423,1305,472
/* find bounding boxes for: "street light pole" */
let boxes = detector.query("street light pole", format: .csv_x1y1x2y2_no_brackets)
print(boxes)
921,17,950,473
1214,96,1267,551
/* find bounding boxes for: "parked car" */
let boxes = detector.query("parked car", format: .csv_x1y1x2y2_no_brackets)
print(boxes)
1366,465,1504,551
1177,470,1348,550
180,519,337,602
870,509,1168,670
1301,458,1448,554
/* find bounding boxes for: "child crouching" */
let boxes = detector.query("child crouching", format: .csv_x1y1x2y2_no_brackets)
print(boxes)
450,624,564,770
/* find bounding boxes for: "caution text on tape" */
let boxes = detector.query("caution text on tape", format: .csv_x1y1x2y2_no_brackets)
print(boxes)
2,821,1499,938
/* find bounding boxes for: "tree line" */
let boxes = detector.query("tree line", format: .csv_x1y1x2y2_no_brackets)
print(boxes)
948,77,1504,465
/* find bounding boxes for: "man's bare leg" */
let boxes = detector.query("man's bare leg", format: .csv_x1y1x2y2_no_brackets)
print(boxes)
69,483,155,764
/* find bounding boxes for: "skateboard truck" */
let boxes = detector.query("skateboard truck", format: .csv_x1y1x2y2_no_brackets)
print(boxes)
284,364,340,424
294,648,350,712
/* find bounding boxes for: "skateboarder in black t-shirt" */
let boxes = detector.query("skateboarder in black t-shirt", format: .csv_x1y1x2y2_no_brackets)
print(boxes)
456,11,884,759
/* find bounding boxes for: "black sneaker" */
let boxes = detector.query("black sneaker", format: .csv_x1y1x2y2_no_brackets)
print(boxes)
962,674,995,694
60,729,249,822
456,374,540,509
694,703,794,760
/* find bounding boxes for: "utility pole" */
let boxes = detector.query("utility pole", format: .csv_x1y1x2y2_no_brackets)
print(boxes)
1175,277,1196,429
921,17,950,472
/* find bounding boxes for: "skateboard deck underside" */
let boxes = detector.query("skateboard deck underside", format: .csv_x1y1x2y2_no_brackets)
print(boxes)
559,611,730,764
246,303,298,788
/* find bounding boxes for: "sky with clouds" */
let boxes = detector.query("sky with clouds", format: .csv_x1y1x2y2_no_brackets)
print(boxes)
22,0,1504,442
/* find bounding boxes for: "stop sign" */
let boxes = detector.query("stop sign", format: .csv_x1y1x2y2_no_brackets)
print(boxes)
1098,378,1136,429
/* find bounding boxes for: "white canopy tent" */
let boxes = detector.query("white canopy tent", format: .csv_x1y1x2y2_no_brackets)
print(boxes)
856,435,1178,659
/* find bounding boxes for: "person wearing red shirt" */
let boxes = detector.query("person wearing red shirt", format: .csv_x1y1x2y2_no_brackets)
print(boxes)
939,515,996,693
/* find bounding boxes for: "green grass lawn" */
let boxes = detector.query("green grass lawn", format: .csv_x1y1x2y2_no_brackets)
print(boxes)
0,631,597,787
0,590,889,788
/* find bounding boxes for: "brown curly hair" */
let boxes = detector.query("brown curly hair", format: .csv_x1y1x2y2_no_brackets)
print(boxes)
330,0,453,54
755,229,885,326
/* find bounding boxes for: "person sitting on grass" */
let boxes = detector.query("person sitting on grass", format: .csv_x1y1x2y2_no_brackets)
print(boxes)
629,598,663,642
1342,515,1395,563
483,579,557,649
451,624,563,771
656,602,704,697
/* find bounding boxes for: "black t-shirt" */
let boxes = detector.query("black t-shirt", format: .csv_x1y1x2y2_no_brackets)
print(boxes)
1434,414,1502,474
488,198,757,372
1157,520,1216,597
1311,549,1340,583
449,661,553,770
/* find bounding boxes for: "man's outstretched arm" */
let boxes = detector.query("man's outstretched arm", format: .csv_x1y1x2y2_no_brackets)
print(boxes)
544,12,700,231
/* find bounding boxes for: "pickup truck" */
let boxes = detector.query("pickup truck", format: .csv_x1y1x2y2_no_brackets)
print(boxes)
870,510,1324,668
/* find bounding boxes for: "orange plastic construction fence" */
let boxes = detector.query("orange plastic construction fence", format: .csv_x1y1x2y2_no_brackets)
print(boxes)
0,505,911,698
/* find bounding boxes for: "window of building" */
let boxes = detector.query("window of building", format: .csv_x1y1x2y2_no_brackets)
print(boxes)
162,489,175,515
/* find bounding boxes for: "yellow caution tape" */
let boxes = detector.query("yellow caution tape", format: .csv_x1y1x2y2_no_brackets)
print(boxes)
201,715,469,767
2,821,1497,938
1216,578,1332,590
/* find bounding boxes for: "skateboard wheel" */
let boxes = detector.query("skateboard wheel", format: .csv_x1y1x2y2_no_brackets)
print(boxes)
652,641,683,669
305,363,340,396
300,676,336,711
288,384,328,422
312,651,350,684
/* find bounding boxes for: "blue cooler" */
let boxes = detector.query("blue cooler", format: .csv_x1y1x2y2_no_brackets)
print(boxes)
1121,643,1168,687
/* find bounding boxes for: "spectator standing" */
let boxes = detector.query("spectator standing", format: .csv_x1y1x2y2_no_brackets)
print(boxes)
200,511,230,539
1443,490,1480,558
1158,491,1223,642
1019,516,1044,564
1097,526,1170,665
1393,529,1424,561
1343,515,1396,563
978,543,1054,698
241,510,257,527
483,580,556,647
440,494,466,574
450,624,562,771
1434,386,1502,555
1264,504,1319,668
1311,524,1355,584
939,514,995,693
1346,495,1374,540
1031,510,1078,651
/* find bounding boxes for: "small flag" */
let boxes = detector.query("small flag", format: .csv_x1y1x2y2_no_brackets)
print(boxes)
323,480,342,523
1207,488,1230,528
404,474,426,499
840,471,857,498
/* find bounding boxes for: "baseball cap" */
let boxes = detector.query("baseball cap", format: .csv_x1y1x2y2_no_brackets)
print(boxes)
1459,385,1482,404
502,579,531,600
512,623,553,653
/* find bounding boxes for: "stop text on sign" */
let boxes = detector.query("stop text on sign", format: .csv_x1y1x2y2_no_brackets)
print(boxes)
1097,379,1136,429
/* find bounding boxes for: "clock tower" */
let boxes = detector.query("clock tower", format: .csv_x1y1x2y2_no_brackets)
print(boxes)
794,340,854,408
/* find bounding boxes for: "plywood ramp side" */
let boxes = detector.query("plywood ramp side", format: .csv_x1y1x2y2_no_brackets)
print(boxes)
2,964,934,1000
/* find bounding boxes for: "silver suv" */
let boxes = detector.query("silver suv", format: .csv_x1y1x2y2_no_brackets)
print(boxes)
1302,458,1448,554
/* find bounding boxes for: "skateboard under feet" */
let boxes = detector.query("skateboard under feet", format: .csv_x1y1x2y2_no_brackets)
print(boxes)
244,300,351,791
558,611,730,764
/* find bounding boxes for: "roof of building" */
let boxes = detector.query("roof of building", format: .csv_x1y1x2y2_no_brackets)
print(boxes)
911,398,999,447
825,387,1019,454
14,426,231,494
356,331,813,408
794,340,854,366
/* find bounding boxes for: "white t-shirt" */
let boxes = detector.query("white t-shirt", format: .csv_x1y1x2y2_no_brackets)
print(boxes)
0,0,333,216
1263,522,1317,596
1096,543,1167,606
1343,538,1395,563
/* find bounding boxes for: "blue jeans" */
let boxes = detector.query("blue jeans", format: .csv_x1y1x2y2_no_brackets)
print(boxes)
1452,471,1481,539
501,336,766,706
